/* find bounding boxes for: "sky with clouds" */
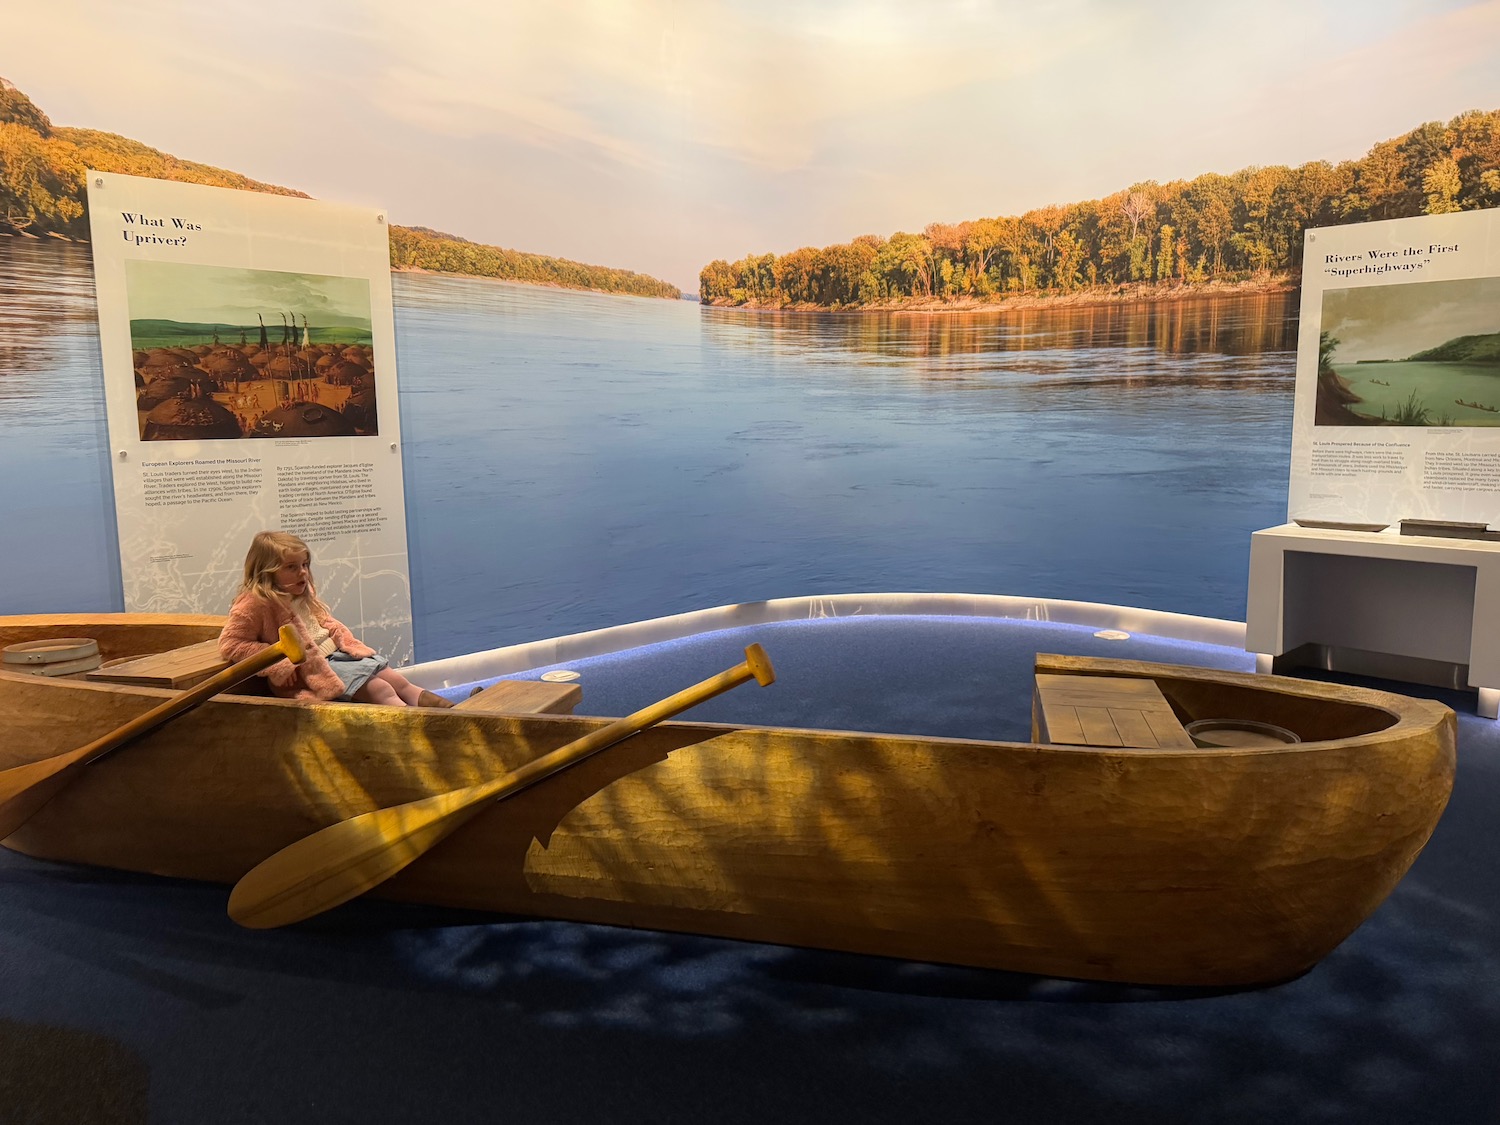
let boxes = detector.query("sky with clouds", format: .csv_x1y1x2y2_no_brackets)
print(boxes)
123,261,372,325
7,0,1500,290
1323,275,1500,359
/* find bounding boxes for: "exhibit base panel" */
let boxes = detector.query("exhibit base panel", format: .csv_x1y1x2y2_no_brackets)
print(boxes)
1252,644,1498,718
1247,523,1500,720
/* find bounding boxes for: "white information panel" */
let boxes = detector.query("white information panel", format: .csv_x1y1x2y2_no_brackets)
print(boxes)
86,172,413,663
1288,206,1500,528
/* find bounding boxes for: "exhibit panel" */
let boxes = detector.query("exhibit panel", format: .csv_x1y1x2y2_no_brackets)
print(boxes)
83,174,414,662
1287,207,1500,529
1251,206,1500,713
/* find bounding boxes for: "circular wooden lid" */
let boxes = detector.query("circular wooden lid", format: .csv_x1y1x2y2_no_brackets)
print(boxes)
5,653,103,676
2,638,101,665
1185,718,1301,748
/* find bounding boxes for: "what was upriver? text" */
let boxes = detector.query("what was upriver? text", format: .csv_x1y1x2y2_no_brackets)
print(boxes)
120,211,201,248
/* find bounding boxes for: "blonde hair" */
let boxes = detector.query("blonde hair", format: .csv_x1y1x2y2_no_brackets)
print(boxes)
238,530,330,613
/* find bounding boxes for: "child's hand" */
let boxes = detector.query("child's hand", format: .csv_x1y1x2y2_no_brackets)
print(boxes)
265,659,299,688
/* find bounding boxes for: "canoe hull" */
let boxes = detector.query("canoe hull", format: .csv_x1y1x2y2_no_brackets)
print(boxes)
0,615,1456,986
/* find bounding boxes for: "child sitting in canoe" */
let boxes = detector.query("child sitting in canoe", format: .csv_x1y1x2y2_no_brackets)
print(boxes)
219,530,452,707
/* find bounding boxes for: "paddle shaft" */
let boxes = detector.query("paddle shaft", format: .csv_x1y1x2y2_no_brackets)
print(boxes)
229,643,775,928
0,626,305,836
71,626,306,767
465,644,774,809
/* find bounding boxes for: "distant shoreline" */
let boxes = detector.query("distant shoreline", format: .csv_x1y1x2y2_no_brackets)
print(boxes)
0,237,1295,308
700,274,1300,314
0,236,687,301
391,265,685,301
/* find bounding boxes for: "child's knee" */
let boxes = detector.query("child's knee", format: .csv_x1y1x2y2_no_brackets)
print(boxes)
355,679,394,704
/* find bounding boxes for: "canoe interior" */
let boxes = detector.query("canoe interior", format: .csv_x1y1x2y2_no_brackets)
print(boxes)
0,613,227,665
0,613,274,697
1033,652,1403,743
0,614,1459,987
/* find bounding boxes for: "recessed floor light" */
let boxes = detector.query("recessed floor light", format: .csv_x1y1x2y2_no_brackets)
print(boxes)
1093,629,1130,641
540,669,581,681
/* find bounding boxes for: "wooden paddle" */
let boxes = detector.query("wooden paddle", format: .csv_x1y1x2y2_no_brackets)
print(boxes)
228,643,776,929
0,625,306,840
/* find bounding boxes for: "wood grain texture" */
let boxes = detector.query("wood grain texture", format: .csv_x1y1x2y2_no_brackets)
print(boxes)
1034,673,1194,749
0,625,305,839
0,618,1458,986
87,639,229,689
227,646,773,929
454,680,582,715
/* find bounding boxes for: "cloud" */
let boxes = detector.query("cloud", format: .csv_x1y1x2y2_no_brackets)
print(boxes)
7,0,1500,288
354,0,1127,174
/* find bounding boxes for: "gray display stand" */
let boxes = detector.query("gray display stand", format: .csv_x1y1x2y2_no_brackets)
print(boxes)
1246,523,1500,718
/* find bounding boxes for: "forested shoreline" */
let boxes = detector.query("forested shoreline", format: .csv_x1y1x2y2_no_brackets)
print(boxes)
700,109,1500,310
6,72,1498,313
386,226,679,299
0,78,681,300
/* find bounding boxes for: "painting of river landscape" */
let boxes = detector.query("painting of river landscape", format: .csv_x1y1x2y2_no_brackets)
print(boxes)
1317,275,1500,426
124,260,379,440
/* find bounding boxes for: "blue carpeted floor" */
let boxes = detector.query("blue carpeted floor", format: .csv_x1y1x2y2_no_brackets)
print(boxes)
3,617,1498,1124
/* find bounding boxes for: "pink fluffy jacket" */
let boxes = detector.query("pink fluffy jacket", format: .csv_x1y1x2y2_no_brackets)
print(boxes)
218,591,375,700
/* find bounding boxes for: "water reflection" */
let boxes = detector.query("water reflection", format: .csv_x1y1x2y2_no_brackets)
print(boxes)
0,238,118,611
0,239,1299,640
703,292,1298,392
0,238,102,398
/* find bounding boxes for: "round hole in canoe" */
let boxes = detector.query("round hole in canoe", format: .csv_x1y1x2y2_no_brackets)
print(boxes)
1185,718,1302,748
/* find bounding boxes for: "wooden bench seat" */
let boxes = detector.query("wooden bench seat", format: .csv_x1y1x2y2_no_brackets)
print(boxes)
86,638,229,689
1032,673,1195,749
83,639,584,716
452,679,582,715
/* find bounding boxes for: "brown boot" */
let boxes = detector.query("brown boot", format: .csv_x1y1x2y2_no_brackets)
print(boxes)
417,689,456,709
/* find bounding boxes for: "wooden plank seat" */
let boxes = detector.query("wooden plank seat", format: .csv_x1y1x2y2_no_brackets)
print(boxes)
1032,672,1195,749
85,638,230,689
80,637,583,715
452,678,582,715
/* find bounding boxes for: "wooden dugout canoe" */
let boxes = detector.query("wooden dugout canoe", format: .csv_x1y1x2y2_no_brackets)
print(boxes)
0,613,1456,987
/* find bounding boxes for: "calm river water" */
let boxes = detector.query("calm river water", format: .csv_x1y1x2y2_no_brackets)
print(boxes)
0,239,1296,660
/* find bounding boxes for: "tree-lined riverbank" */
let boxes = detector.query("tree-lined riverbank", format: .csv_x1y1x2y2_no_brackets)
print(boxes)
0,78,681,300
723,274,1301,315
700,108,1500,311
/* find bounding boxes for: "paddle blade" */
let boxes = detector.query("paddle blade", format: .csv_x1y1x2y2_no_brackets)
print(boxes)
228,788,487,929
230,644,779,929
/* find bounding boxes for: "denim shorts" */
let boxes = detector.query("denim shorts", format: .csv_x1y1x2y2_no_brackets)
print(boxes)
327,651,389,699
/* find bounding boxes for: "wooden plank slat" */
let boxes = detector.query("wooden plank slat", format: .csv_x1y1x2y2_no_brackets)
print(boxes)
1075,706,1124,746
453,679,582,715
1034,673,1193,749
1033,687,1085,744
1110,709,1161,748
85,638,229,689
1035,674,1167,707
1144,710,1197,748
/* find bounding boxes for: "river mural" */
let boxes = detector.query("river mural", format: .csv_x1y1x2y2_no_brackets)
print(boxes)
5,4,1498,660
0,238,1296,659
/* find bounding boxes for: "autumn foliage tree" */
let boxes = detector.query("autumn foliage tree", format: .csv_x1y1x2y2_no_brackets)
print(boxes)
701,107,1500,308
0,77,680,300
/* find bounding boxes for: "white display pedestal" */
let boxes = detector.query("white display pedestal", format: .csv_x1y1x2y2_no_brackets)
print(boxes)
1246,523,1500,718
